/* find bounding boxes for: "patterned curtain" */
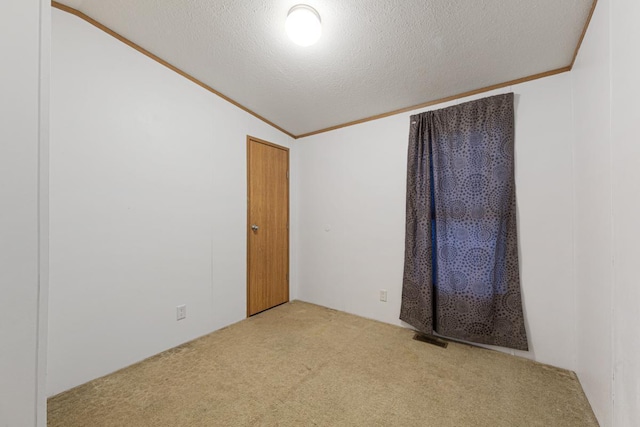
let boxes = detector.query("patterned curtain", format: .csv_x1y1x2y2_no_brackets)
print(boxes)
400,93,528,351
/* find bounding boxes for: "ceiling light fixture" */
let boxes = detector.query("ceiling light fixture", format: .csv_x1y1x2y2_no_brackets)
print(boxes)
286,4,322,47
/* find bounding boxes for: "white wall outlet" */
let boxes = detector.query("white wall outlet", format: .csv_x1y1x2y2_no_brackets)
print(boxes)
379,290,388,302
176,304,186,321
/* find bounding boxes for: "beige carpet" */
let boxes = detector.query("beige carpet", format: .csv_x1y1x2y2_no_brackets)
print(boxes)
48,301,598,426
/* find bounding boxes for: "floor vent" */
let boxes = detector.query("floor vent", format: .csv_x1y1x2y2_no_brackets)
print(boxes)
413,333,448,348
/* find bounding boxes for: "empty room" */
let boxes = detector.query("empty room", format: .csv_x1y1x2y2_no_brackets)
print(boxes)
2,0,639,426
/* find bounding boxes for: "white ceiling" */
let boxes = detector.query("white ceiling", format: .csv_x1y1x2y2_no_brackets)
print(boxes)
55,0,594,137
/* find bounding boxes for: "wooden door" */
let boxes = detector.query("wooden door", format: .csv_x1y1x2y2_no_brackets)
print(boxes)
247,136,289,316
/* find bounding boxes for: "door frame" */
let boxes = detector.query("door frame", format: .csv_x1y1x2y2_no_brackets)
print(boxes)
246,135,290,317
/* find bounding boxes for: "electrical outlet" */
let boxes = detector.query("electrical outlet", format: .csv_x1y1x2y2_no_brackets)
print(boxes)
380,290,388,302
176,304,186,321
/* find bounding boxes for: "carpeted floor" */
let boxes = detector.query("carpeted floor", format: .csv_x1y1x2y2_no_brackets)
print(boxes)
48,301,598,426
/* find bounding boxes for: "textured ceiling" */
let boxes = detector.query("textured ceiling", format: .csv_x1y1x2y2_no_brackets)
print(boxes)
54,0,594,137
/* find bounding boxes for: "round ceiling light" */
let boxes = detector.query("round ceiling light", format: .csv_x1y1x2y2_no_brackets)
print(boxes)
286,5,322,46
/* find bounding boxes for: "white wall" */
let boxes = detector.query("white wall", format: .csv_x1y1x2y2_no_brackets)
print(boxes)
0,0,49,426
571,0,640,425
571,0,614,424
48,9,297,396
297,73,576,370
611,0,640,425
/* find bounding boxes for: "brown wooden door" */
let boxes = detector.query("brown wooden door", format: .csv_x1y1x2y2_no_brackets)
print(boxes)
247,136,289,316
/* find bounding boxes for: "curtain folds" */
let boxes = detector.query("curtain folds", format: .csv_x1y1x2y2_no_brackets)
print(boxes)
400,93,528,351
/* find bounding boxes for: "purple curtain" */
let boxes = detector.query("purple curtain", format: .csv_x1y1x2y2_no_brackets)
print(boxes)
400,93,528,351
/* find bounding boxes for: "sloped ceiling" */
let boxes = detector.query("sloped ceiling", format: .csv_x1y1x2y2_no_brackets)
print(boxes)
53,0,595,137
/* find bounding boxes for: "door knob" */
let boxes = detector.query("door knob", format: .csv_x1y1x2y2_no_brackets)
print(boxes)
251,224,259,231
